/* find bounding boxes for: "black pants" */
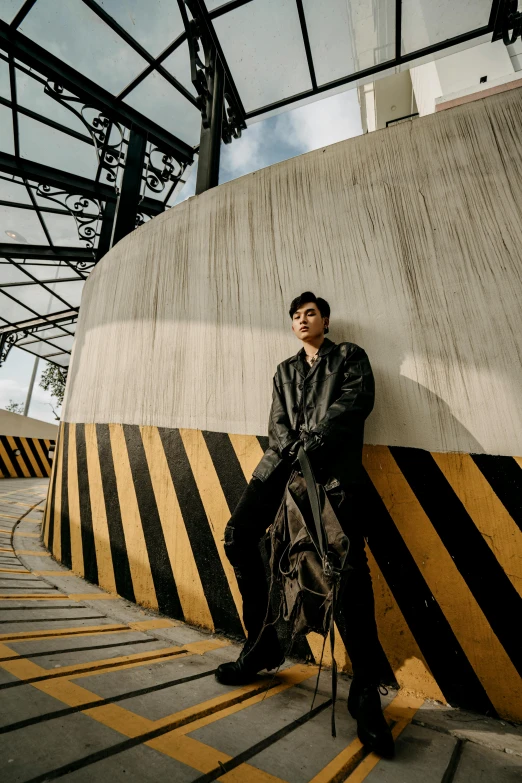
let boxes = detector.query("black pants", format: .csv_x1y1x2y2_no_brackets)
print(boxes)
224,462,385,682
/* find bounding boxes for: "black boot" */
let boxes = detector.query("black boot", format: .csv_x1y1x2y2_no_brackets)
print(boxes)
215,626,284,685
348,677,395,759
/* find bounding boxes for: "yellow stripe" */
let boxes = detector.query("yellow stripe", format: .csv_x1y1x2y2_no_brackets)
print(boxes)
0,623,128,642
67,424,84,576
366,445,522,722
140,426,214,629
128,619,178,631
109,423,157,610
179,428,244,630
366,546,444,702
84,424,116,594
33,438,51,475
12,531,40,539
15,550,51,556
433,452,522,599
0,568,29,573
227,433,264,479
19,438,43,478
513,456,522,470
52,423,64,561
0,441,17,478
6,436,31,477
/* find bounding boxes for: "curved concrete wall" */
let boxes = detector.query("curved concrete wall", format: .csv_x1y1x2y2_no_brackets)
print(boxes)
44,88,522,721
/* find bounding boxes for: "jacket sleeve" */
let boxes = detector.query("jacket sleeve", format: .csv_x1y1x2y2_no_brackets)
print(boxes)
310,346,375,444
268,371,297,456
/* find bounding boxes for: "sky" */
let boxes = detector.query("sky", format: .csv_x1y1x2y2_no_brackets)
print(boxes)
0,0,365,424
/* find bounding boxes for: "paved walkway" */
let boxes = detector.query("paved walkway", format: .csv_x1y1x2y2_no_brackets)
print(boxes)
0,477,521,782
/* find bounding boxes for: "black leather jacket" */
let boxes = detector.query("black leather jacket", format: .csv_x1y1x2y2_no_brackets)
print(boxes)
252,338,375,488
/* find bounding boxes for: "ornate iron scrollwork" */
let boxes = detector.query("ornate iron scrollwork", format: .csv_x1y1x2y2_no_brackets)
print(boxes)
44,81,125,185
182,0,246,143
35,183,100,262
0,332,18,367
143,145,188,196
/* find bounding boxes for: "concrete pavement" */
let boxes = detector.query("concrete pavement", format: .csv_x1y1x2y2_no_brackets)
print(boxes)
0,477,521,782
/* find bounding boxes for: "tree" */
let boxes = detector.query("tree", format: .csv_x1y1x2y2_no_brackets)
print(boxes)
4,399,24,414
39,364,68,415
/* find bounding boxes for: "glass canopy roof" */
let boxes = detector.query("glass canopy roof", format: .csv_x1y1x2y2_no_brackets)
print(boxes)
0,0,503,368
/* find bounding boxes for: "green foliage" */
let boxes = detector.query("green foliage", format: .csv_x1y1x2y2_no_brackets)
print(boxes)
39,363,68,407
4,399,24,414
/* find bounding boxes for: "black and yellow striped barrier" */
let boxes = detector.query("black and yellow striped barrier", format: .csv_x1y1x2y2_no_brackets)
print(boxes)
42,422,522,722
0,435,54,478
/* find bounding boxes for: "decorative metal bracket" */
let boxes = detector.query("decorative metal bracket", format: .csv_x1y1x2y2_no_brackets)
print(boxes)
183,0,246,144
44,81,126,186
0,331,18,367
35,183,101,261
495,0,522,45
142,144,189,196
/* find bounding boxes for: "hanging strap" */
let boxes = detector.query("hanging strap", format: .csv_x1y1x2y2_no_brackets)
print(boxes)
297,445,328,560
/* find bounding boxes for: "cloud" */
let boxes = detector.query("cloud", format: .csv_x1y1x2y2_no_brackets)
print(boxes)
278,89,363,153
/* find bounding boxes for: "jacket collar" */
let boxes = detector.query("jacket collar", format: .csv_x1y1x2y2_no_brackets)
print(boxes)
289,337,336,377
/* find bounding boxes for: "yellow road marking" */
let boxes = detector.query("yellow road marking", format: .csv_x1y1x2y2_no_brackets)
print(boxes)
68,594,119,601
0,594,64,600
32,570,69,576
12,531,41,539
0,568,30,574
128,619,179,631
0,639,228,684
0,623,129,642
15,550,51,556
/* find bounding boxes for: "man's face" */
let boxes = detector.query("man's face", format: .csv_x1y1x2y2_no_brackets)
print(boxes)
291,302,329,341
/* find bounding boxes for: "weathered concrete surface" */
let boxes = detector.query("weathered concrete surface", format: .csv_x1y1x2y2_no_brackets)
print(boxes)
64,88,522,457
0,478,520,782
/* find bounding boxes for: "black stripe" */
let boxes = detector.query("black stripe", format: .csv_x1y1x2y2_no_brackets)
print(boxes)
24,437,48,478
257,435,269,452
0,436,23,477
95,425,135,602
158,427,244,637
202,430,314,661
391,447,522,679
10,435,35,476
122,424,183,619
202,431,248,513
46,428,61,553
471,454,522,534
0,648,187,690
0,668,214,735
60,424,72,569
37,437,53,475
191,699,333,783
20,678,283,782
361,470,496,715
75,425,98,585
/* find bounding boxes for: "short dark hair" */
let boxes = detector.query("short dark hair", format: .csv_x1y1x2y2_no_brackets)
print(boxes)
289,291,330,334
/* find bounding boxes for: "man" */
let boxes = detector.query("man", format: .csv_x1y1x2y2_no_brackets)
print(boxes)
216,291,394,758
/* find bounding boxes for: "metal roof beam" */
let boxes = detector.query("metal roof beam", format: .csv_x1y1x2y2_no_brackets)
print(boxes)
0,244,93,262
0,152,165,216
0,21,194,164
